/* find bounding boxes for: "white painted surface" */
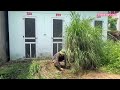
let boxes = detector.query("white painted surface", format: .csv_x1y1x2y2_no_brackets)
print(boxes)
116,12,120,31
8,11,108,60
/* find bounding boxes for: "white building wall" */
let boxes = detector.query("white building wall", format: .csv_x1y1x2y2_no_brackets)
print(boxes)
116,12,120,31
8,11,108,60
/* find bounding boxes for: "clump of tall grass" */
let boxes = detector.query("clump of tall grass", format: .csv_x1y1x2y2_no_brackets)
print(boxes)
101,40,120,74
29,60,41,78
65,11,104,72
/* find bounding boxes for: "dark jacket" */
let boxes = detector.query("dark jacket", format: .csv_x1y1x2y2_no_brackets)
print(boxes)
53,52,65,62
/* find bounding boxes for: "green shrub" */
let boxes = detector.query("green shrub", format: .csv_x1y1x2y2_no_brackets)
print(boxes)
108,16,117,31
0,62,31,79
65,11,104,72
0,75,4,79
29,60,41,76
0,65,22,79
102,40,120,74
103,41,120,64
0,60,42,79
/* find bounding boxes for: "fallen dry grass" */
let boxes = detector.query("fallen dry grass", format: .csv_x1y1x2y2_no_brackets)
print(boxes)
1,60,120,79
39,60,120,79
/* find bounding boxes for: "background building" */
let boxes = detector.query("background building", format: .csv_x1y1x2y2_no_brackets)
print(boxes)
8,11,108,60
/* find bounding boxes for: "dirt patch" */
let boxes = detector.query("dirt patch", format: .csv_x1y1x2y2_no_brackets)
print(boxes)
81,71,120,79
39,60,120,79
1,60,120,79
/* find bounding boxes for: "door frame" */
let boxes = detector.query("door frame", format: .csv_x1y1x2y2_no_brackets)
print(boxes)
51,17,64,56
23,17,37,59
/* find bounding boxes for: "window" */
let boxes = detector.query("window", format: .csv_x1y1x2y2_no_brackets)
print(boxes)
94,20,103,29
53,19,63,37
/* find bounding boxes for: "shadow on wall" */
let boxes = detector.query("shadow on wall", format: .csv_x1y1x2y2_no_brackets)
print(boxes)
0,11,9,65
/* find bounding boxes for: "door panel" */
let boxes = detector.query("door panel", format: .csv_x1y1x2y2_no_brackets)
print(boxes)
53,19,63,56
53,43,57,56
25,44,30,58
58,43,62,52
25,18,36,58
53,19,62,37
25,18,35,37
31,44,36,58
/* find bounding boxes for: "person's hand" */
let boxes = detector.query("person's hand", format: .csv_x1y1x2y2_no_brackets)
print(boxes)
52,60,56,63
60,68,64,71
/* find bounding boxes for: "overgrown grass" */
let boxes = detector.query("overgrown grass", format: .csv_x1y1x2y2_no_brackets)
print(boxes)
28,60,42,79
0,60,41,79
65,11,104,73
101,40,120,74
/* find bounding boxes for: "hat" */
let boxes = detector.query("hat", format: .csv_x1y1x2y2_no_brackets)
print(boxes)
59,49,65,55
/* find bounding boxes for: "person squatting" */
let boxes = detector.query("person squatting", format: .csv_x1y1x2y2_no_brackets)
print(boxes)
52,49,67,71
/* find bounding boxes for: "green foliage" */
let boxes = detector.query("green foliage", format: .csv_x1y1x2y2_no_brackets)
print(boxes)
0,75,4,79
0,64,29,79
108,16,117,31
29,60,41,76
103,41,120,64
0,60,41,79
65,11,104,72
102,40,120,74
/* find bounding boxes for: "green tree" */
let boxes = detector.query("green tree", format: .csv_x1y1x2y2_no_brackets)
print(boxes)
108,16,117,31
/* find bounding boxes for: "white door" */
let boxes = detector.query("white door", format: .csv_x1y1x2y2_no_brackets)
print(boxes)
52,19,63,56
24,18,36,58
